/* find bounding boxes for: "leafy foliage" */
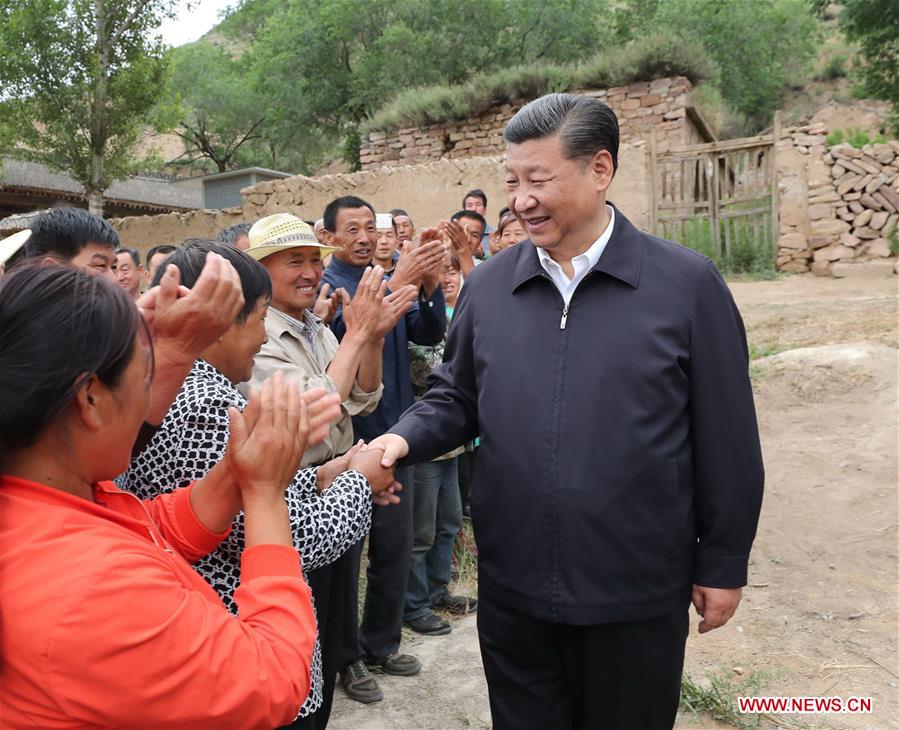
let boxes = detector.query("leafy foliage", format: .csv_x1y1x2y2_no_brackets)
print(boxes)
0,0,176,212
248,0,609,170
363,34,717,134
163,43,270,172
814,0,899,134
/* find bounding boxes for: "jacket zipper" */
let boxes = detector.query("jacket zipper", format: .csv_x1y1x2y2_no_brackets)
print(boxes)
560,304,569,330
120,489,176,555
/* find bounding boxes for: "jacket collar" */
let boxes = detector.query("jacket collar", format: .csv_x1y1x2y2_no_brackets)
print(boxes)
326,255,366,282
511,203,643,292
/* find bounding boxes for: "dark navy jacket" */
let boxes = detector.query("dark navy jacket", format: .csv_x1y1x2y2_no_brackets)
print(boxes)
390,207,764,625
322,256,446,442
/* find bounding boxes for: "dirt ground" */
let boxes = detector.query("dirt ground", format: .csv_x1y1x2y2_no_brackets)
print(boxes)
331,274,899,730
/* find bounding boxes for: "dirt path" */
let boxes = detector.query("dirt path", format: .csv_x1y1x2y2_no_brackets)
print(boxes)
331,275,899,730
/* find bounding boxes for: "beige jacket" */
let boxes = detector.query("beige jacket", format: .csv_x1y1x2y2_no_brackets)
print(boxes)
246,308,383,466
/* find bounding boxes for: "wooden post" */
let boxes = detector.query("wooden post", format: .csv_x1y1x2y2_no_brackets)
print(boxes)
648,126,658,235
771,111,781,257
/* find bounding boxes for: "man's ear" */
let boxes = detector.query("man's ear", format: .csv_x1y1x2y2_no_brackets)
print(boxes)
591,149,615,194
72,375,104,432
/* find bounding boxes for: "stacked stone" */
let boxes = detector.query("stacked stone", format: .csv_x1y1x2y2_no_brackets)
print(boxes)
824,142,899,271
359,77,696,170
777,129,899,276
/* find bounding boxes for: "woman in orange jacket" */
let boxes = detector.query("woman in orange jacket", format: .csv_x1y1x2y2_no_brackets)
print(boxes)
0,264,344,729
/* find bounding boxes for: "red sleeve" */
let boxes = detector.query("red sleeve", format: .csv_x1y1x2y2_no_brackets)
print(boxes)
46,543,316,730
143,483,230,563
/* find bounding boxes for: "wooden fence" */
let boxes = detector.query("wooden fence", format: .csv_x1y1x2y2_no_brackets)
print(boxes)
648,114,780,267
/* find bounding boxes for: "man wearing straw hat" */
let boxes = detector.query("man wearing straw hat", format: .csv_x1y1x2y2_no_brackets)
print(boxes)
244,213,418,726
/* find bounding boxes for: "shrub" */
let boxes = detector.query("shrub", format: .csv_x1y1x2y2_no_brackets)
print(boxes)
362,34,718,135
817,53,848,81
826,127,889,148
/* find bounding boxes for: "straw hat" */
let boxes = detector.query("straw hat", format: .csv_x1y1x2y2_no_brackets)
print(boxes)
0,229,31,267
245,213,338,261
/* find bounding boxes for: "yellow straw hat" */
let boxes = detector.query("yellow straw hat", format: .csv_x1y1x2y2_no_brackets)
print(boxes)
245,213,338,261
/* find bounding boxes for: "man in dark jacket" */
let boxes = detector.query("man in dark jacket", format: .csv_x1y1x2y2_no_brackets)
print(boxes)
321,196,447,704
371,94,764,729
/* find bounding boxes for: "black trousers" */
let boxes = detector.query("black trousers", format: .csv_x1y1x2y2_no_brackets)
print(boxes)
286,543,362,730
477,594,689,730
339,465,415,664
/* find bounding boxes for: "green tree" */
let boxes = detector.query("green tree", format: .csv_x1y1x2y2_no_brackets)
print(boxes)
0,0,175,214
817,0,898,132
249,0,607,171
165,43,271,172
614,0,819,131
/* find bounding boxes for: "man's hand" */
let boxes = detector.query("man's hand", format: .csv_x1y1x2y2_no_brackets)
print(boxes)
315,440,363,493
367,433,410,469
139,253,244,359
349,444,403,506
692,585,743,634
390,240,446,291
370,284,418,339
439,220,476,275
300,387,344,446
342,265,387,339
313,283,341,326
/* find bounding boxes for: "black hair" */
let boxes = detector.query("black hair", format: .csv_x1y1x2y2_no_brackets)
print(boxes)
323,196,376,233
497,206,510,221
463,189,487,208
151,239,271,322
0,264,141,469
389,208,414,229
504,93,619,173
216,222,252,245
116,247,140,267
26,207,120,261
146,244,177,265
451,210,487,232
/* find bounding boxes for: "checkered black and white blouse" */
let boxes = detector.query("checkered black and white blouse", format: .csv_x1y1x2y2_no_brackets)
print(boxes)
118,359,372,718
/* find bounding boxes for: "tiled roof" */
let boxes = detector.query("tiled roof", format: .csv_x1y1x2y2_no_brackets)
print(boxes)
0,157,202,209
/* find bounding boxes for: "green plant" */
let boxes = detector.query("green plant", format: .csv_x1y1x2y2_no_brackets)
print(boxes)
888,231,899,256
668,215,775,278
827,127,890,148
362,33,719,135
816,53,848,81
679,669,773,728
452,519,479,596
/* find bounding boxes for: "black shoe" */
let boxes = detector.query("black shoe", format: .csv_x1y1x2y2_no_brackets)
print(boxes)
365,653,421,676
433,592,478,615
340,659,383,703
405,611,452,636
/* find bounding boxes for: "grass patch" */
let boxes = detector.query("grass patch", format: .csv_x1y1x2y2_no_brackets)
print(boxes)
749,343,784,361
362,34,716,134
679,669,773,729
452,518,478,597
665,216,776,278
825,127,889,148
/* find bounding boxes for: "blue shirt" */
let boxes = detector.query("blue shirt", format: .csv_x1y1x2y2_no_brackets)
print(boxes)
322,256,447,441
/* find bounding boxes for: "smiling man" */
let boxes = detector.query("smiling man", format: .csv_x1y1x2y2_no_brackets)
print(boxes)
371,93,765,729
321,195,447,707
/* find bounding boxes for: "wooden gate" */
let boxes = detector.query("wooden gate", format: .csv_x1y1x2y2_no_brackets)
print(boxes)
648,115,779,269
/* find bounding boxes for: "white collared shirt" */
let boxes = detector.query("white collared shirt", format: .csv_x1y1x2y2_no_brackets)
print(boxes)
536,205,615,306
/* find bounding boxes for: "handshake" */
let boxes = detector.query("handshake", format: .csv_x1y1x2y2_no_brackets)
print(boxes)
226,372,402,507
316,440,402,506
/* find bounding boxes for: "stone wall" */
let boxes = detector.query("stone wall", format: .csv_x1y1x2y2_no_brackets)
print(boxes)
239,145,650,232
110,208,245,261
360,77,703,170
777,125,899,276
